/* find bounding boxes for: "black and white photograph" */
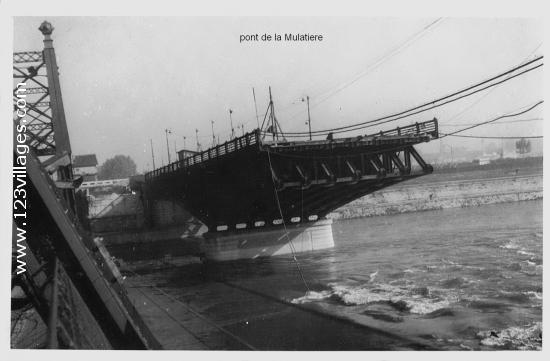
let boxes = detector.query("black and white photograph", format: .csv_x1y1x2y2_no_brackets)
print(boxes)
2,0,546,357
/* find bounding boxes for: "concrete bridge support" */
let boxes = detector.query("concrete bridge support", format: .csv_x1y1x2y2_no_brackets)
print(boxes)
201,219,334,262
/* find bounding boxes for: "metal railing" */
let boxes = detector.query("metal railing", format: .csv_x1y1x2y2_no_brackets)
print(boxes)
367,118,439,139
80,178,129,189
13,51,43,63
145,129,261,181
145,120,438,181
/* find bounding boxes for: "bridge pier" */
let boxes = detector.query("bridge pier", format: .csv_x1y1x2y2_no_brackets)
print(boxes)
201,219,334,262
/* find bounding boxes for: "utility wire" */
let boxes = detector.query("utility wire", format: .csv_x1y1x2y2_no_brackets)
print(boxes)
308,18,445,109
264,101,543,161
280,56,543,136
275,63,543,138
438,100,544,139
289,43,542,135
442,43,543,124
443,134,543,139
440,117,543,127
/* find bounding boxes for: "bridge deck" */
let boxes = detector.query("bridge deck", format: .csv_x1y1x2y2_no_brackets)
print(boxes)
145,119,438,182
143,119,438,231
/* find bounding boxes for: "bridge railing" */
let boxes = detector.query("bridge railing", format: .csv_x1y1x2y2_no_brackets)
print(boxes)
367,118,439,139
145,129,260,181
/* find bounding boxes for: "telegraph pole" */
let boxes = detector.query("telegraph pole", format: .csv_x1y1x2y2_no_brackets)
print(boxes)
252,87,260,129
269,86,276,140
164,128,171,164
195,129,200,151
150,139,156,170
303,95,312,140
211,120,216,146
229,110,235,139
183,135,187,150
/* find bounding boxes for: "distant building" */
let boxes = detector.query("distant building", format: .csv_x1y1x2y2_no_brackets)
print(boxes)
478,156,491,166
177,149,199,161
73,154,99,181
478,153,501,166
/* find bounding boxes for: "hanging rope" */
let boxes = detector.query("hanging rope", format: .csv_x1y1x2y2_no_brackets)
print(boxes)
266,149,310,292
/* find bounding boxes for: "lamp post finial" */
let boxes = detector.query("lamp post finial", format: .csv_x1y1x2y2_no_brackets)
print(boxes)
39,21,54,36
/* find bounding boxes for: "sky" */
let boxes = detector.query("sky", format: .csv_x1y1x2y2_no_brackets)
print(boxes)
13,17,543,171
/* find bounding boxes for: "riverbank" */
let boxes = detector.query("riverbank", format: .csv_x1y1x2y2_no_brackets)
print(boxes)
328,173,542,220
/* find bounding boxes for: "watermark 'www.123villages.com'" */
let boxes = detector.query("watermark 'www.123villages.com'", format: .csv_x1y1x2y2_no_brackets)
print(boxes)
14,82,29,275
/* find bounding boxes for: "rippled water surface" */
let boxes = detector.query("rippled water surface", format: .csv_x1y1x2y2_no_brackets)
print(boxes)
125,200,542,350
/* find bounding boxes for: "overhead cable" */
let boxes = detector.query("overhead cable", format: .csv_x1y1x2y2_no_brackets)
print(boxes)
280,56,543,137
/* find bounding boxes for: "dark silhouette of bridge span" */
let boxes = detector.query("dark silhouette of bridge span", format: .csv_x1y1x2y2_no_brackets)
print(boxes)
143,119,438,260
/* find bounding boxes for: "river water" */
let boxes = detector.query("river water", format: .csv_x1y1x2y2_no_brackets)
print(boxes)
122,200,542,350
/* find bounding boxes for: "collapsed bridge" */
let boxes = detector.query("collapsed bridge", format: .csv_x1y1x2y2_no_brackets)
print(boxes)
144,120,438,233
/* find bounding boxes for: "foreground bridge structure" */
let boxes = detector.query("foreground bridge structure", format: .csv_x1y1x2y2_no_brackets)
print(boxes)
12,22,159,349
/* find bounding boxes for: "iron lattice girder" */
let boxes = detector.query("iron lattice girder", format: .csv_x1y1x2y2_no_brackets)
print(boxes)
13,35,72,158
32,101,51,108
13,62,46,85
25,103,53,122
281,177,408,219
26,123,53,132
268,145,432,191
13,51,43,63
13,62,56,155
28,132,56,150
13,89,49,111
24,87,50,94
13,101,51,110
